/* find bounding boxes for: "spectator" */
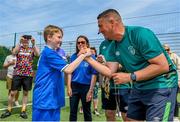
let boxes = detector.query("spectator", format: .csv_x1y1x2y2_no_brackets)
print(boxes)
163,44,180,121
1,35,40,119
90,47,100,116
67,35,98,121
3,47,19,106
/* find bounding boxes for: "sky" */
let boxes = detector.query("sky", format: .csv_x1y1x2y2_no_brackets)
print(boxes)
0,0,179,47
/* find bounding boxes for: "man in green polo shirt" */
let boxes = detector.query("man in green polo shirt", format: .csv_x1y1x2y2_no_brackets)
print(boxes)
85,9,178,121
98,40,131,121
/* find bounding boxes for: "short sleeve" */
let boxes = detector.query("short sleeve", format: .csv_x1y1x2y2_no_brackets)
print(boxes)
134,28,163,60
3,56,9,65
105,42,117,62
46,51,67,71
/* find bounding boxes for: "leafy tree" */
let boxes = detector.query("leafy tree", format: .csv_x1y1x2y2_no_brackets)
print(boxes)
0,46,39,70
0,46,11,69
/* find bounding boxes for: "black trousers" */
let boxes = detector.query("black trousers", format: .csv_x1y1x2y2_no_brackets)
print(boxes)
69,82,92,121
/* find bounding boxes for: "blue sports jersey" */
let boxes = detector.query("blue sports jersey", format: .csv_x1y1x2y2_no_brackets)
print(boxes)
33,46,67,109
70,53,98,85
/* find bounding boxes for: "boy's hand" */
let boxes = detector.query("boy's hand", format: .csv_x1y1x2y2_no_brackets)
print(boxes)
84,48,92,57
77,47,87,56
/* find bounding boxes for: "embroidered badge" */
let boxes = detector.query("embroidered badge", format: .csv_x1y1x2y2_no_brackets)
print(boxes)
84,62,89,67
128,46,135,55
102,46,106,50
115,51,120,56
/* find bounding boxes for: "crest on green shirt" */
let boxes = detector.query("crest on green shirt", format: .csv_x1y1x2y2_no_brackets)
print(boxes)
128,46,135,55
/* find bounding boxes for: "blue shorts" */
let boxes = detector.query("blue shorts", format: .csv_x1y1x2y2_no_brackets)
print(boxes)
32,108,60,121
127,87,177,121
116,89,130,113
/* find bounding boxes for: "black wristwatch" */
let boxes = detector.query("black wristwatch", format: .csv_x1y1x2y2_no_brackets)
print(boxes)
130,73,136,82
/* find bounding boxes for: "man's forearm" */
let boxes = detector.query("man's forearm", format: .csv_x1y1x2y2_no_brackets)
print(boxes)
86,57,112,78
135,63,169,81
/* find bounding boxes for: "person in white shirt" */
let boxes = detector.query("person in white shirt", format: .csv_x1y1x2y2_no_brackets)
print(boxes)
3,47,19,106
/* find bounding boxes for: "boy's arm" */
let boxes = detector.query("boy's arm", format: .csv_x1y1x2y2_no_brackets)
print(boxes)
63,54,86,74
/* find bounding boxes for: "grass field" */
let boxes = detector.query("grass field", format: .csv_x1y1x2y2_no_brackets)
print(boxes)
0,80,180,121
0,80,122,121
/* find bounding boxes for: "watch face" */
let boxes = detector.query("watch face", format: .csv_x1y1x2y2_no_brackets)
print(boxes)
131,73,136,81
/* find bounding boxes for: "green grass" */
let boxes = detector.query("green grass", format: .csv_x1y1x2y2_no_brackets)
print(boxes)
0,80,121,121
1,80,180,121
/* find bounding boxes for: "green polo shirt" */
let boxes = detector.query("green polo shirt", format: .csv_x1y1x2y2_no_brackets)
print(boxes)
106,26,178,90
99,40,131,89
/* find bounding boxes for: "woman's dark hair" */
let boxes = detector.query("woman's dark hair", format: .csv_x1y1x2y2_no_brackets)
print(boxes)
76,35,90,54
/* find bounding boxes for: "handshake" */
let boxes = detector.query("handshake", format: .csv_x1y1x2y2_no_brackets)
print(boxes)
77,48,92,57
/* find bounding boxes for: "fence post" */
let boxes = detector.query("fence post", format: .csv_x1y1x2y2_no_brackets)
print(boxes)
13,32,16,47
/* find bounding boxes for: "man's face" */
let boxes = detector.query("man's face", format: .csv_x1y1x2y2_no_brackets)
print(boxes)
98,18,114,40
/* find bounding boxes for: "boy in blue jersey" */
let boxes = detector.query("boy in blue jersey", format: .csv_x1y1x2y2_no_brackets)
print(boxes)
84,9,178,121
32,25,91,121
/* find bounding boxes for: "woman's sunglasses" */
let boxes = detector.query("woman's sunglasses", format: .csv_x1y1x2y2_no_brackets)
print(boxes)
77,41,86,44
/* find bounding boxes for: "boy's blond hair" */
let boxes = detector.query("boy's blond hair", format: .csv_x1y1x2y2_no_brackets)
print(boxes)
43,25,63,43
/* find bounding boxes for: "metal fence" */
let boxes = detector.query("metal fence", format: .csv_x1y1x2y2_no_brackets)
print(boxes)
0,12,180,80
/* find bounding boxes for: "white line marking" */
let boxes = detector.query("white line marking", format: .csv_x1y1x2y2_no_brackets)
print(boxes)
0,96,70,111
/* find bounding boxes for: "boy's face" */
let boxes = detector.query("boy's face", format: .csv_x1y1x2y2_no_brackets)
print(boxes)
48,32,63,49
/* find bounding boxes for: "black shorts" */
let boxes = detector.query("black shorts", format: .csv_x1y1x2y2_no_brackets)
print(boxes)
11,75,33,91
102,88,130,112
102,88,117,110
